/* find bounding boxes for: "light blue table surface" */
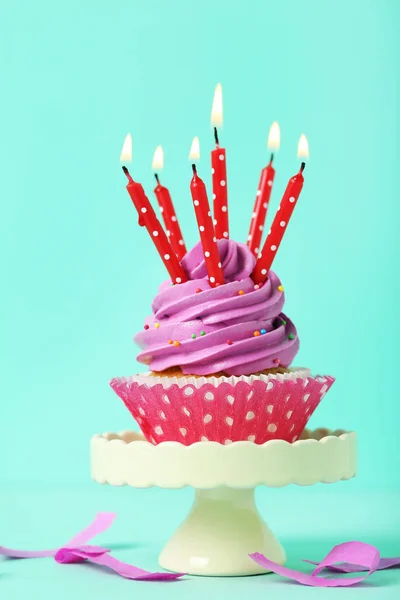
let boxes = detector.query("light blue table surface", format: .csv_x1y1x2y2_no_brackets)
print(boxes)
1,485,399,599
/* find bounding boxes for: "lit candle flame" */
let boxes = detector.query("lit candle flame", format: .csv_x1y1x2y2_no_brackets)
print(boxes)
267,122,280,151
120,133,132,162
189,136,200,160
297,134,309,160
152,145,164,170
211,83,223,127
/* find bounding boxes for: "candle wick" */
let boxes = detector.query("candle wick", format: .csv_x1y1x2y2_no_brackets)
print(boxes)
154,173,160,184
122,165,133,182
269,153,274,165
300,162,306,173
214,127,219,146
192,163,197,175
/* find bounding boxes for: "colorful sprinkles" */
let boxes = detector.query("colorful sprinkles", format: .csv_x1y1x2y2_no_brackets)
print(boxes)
145,250,291,359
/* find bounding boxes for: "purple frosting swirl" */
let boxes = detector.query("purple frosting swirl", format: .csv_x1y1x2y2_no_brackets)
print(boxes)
135,240,299,376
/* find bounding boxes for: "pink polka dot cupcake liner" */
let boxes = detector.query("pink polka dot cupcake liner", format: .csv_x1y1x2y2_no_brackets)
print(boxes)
110,369,335,446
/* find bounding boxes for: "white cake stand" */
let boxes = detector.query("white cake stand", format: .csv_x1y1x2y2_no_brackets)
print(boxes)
91,428,357,577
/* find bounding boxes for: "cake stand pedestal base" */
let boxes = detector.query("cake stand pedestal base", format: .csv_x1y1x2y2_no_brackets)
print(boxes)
159,487,284,576
91,429,357,577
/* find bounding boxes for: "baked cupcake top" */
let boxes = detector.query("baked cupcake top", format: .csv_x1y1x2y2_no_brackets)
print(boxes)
135,239,299,376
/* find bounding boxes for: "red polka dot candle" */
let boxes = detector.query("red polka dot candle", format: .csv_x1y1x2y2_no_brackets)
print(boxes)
247,122,280,257
210,84,229,239
189,137,224,287
152,145,187,261
120,135,188,284
252,135,309,284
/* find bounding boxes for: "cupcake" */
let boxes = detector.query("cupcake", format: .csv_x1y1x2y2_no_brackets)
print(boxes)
110,239,334,445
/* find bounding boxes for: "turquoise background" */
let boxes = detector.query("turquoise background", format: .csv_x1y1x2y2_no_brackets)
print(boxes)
1,0,399,598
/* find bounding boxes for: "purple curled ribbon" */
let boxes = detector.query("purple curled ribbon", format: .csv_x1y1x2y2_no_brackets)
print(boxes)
1,514,399,586
250,541,400,587
0,513,183,581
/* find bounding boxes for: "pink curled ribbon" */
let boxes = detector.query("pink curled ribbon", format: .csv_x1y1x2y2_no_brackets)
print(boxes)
0,513,183,581
1,516,399,586
250,542,400,587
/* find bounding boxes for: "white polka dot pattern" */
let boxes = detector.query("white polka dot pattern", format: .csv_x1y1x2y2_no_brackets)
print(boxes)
110,374,335,446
